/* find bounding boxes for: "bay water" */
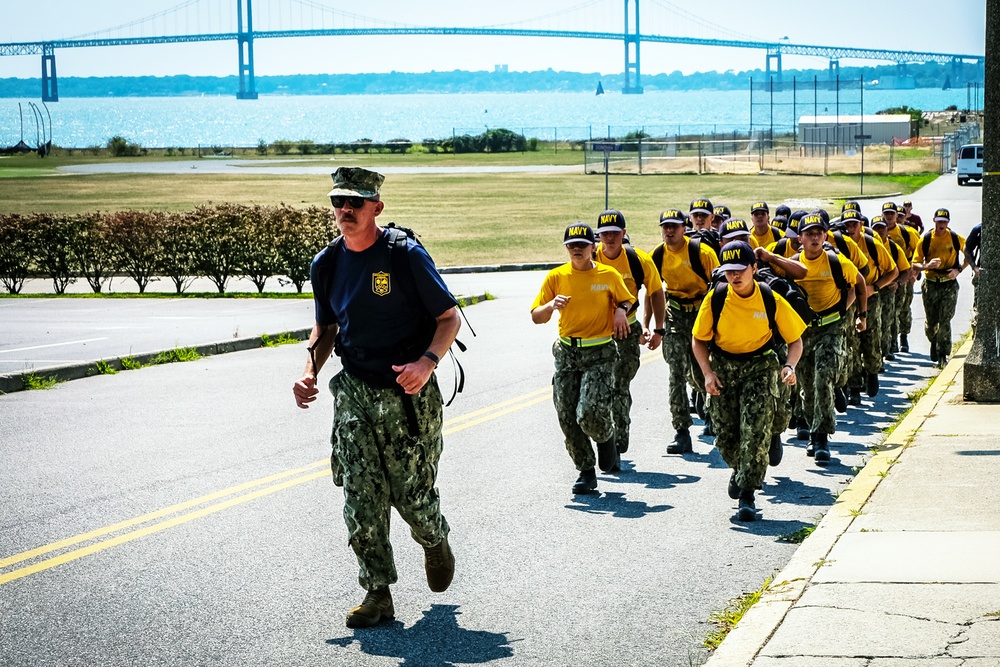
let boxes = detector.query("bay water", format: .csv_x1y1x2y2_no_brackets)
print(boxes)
0,88,973,149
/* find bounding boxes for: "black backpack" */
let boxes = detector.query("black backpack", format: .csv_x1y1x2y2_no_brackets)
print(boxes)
756,264,817,330
921,230,962,271
651,234,716,285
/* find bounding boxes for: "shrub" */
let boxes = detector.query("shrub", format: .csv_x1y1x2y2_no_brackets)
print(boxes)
32,212,81,294
275,204,337,293
0,214,33,294
273,140,293,155
159,212,199,294
236,204,283,293
256,139,268,156
107,135,143,157
192,204,243,293
70,212,118,293
107,210,162,293
297,140,315,155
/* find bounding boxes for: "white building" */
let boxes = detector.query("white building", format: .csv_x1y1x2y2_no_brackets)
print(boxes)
798,114,912,147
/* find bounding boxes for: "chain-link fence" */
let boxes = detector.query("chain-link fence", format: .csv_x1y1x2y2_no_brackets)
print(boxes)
583,128,979,177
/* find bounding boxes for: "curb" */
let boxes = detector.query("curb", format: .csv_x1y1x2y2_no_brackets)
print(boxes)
704,337,973,667
0,328,313,395
0,292,492,396
440,262,560,275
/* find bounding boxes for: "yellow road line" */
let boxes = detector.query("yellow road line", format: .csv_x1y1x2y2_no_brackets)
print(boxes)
0,470,331,586
0,459,328,570
1,380,562,584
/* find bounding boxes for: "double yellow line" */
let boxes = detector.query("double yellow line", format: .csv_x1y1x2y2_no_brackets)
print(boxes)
0,383,563,586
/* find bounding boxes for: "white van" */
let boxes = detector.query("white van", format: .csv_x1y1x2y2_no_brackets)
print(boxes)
957,143,983,186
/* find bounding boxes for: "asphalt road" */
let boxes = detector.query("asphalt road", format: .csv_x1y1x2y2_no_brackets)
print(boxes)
0,176,980,666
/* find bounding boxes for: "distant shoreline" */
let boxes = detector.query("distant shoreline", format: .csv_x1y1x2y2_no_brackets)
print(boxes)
0,60,981,98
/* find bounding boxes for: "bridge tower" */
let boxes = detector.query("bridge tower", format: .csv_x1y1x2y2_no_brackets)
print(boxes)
623,0,643,94
237,0,258,99
766,50,782,86
41,44,58,102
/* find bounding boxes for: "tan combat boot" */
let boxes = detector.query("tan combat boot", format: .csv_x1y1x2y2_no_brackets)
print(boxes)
345,588,394,629
423,537,455,592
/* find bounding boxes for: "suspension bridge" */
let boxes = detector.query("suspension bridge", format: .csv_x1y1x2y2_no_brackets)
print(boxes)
0,0,985,101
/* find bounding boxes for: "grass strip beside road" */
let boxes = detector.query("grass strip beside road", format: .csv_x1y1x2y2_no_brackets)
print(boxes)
0,379,579,585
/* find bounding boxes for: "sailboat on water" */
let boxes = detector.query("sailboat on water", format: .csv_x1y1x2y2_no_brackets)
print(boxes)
595,81,604,96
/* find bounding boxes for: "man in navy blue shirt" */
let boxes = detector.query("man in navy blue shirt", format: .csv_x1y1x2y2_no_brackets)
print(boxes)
293,167,461,629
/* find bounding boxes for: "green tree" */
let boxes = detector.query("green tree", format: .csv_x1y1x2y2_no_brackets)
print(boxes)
70,212,118,293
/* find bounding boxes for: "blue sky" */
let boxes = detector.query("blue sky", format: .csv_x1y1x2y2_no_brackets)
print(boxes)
0,0,987,79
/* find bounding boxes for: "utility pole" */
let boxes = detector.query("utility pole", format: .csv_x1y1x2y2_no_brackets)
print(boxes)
964,0,1000,399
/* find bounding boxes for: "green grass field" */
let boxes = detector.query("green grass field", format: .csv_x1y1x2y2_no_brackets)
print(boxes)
0,152,939,266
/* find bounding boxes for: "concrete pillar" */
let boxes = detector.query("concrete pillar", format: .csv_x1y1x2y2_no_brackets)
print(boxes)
964,0,1000,400
41,45,58,102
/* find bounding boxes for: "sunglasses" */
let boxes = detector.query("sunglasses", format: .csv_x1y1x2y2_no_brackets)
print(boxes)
330,196,373,208
566,242,592,249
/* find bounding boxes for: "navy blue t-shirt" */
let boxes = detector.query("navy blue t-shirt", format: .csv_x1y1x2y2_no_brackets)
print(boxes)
310,228,457,378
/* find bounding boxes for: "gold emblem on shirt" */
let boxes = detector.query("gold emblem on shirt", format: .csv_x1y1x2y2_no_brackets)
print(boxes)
372,271,391,296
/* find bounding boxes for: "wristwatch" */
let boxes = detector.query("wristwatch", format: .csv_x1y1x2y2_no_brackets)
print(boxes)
653,328,667,336
858,311,868,318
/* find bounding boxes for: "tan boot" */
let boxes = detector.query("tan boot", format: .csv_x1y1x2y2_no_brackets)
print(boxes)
345,588,394,629
423,537,455,592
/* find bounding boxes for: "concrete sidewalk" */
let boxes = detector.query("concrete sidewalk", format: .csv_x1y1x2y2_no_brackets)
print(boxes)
707,337,1000,666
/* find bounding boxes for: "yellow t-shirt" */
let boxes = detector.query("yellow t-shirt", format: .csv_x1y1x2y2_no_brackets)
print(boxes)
913,231,966,279
692,283,808,354
883,238,911,273
595,244,660,301
765,238,799,259
653,238,720,300
828,231,870,277
530,262,634,340
796,251,860,314
887,223,920,261
855,234,897,283
751,226,783,248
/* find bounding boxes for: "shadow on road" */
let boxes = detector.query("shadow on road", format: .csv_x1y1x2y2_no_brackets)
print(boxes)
327,603,516,667
762,476,835,507
564,490,673,518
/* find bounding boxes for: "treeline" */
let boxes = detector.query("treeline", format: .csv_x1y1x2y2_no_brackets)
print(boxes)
0,61,981,97
0,204,338,295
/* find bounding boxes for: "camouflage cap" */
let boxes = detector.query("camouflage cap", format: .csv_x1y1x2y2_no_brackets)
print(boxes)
327,166,385,198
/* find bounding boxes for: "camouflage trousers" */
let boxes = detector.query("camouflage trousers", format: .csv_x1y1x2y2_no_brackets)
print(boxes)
771,341,792,435
661,306,700,431
329,370,450,592
708,352,779,490
922,278,959,356
858,293,883,376
552,340,618,471
799,321,846,435
611,321,643,450
841,303,859,388
882,285,901,356
897,280,915,336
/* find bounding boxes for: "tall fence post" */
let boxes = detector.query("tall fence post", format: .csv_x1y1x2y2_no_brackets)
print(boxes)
697,138,703,175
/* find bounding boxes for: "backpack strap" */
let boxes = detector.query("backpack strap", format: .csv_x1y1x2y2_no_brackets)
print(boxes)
687,237,709,285
623,246,645,299
821,249,849,316
775,237,789,257
921,231,932,262
651,243,665,281
832,230,849,257
710,282,728,335
949,230,962,270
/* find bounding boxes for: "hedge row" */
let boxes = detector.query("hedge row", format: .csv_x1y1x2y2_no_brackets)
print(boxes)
0,204,338,295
